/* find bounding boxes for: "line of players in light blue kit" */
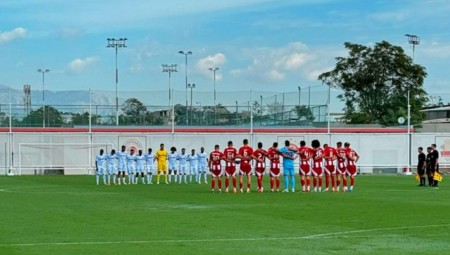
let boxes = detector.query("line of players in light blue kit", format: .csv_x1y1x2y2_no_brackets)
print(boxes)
95,145,209,186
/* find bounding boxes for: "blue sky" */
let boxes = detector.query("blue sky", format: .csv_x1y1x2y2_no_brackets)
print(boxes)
1,0,449,100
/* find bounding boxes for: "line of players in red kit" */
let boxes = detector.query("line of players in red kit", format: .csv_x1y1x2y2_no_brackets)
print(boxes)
208,139,360,193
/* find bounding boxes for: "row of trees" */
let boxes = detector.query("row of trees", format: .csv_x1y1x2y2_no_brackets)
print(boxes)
1,40,435,127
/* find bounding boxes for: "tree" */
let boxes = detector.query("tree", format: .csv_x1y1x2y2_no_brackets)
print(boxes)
318,41,428,126
72,112,101,125
267,101,282,121
121,98,147,125
22,106,64,127
295,105,314,122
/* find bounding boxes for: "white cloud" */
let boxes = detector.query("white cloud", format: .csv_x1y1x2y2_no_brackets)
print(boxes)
421,41,450,59
230,42,343,84
195,53,226,80
68,57,98,73
56,27,85,39
0,27,26,44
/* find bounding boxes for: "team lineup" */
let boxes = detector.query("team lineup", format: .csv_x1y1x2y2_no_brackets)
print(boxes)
95,139,360,193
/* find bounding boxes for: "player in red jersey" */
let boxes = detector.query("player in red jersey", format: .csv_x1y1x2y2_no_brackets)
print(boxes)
298,140,313,192
323,144,337,192
311,139,324,192
209,144,224,193
344,142,360,192
335,142,347,192
267,142,281,192
238,139,254,193
252,142,268,192
223,141,238,193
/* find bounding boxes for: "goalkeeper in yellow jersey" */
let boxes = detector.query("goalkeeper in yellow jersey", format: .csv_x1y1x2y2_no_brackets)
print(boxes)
155,143,169,184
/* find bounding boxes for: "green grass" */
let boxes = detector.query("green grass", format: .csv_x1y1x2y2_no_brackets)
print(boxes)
0,175,449,255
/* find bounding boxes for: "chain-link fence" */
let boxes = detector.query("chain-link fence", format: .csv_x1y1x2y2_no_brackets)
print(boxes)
1,85,447,128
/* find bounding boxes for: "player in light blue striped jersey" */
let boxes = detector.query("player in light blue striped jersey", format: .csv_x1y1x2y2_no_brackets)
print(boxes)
135,149,146,184
95,149,107,185
144,148,155,184
117,145,128,185
197,147,209,184
106,149,118,185
188,149,199,183
126,149,137,184
178,148,188,184
168,147,178,183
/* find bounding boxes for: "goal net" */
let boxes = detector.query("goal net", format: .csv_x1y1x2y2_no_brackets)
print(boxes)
18,143,114,175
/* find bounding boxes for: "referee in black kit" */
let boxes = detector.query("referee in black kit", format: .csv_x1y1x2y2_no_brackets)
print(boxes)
431,144,440,187
417,147,426,186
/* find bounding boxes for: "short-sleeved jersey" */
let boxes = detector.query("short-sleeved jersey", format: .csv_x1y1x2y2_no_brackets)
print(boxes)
267,148,280,164
223,147,237,162
336,147,347,162
106,153,117,166
178,153,188,166
96,154,107,166
135,154,145,169
323,146,337,166
312,148,324,163
188,154,199,167
418,152,426,169
144,153,154,166
209,151,223,166
279,147,296,169
156,149,168,164
168,152,178,166
197,151,208,165
299,146,314,162
117,150,128,164
126,154,136,165
238,145,254,167
253,149,267,169
345,148,359,166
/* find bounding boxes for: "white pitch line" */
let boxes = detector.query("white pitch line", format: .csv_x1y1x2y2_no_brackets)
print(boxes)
1,223,449,247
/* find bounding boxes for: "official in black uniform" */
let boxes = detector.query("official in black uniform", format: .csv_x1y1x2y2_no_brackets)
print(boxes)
417,147,426,186
431,144,439,187
425,147,435,187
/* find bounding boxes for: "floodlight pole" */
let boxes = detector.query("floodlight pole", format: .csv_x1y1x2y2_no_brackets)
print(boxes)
188,84,196,125
405,34,420,172
208,67,219,125
162,64,178,128
107,38,127,126
179,50,192,125
37,69,50,128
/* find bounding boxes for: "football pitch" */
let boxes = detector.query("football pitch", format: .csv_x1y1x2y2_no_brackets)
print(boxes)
0,175,449,255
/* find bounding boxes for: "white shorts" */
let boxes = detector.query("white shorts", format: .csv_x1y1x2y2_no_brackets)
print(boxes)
128,165,136,175
146,164,154,174
199,164,207,173
190,165,198,175
107,164,116,175
118,161,127,172
179,164,187,174
169,162,177,171
136,166,144,173
97,166,106,175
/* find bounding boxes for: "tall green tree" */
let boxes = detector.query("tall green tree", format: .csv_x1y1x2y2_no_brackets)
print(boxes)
318,41,428,125
121,98,147,125
72,112,101,125
22,106,64,127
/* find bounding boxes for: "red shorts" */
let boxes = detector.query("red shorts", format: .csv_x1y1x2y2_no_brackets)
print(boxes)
210,164,222,177
225,166,236,177
255,168,265,177
300,161,311,176
240,162,251,175
312,167,323,177
336,161,346,175
346,165,357,176
270,162,281,177
324,164,335,175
